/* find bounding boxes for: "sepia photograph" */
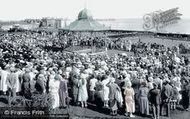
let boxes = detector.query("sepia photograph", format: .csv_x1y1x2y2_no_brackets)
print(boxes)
0,0,190,118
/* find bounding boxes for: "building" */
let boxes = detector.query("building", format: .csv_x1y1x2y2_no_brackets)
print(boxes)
40,18,62,29
0,21,39,31
64,8,109,31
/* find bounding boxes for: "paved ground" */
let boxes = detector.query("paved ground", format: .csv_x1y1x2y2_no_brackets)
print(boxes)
53,104,190,119
1,100,190,119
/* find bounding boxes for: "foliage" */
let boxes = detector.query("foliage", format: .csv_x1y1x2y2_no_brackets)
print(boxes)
31,93,53,109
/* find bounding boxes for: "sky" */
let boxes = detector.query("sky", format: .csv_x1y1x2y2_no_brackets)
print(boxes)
0,0,189,21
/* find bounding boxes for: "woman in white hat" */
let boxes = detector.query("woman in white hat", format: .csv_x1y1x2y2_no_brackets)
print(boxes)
101,74,110,108
78,72,88,108
0,65,9,95
49,74,60,109
124,82,135,117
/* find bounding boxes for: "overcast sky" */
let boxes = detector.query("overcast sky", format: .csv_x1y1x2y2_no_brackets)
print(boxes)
0,0,189,21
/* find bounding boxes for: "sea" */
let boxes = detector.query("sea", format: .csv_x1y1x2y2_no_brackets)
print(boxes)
1,18,190,34
97,18,190,34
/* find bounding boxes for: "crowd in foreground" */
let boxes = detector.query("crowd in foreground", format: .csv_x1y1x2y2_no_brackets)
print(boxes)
0,31,190,119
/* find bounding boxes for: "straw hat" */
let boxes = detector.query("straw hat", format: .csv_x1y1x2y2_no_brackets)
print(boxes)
80,73,87,79
147,77,153,82
55,75,62,80
25,68,31,73
123,82,132,89
38,74,44,79
110,77,115,83
10,67,16,72
49,75,54,80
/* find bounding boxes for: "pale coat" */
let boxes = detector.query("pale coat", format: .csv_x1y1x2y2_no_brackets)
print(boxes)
0,70,9,92
49,79,60,109
78,78,88,102
124,87,135,113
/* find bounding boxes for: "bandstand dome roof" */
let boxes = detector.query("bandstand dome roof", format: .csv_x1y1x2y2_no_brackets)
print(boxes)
78,8,93,20
64,8,110,31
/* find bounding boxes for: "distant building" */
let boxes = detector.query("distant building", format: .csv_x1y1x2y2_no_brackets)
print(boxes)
40,18,62,29
24,19,41,24
0,22,39,31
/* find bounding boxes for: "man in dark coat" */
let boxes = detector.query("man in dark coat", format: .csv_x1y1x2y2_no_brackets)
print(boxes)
148,83,161,119
59,74,68,108
35,74,46,94
21,68,32,99
160,81,173,117
187,81,190,111
181,78,190,111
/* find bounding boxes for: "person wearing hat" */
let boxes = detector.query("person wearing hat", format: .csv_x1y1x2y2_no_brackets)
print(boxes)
124,82,135,117
78,72,88,108
29,68,38,94
160,80,173,117
83,63,93,76
171,73,182,104
148,83,161,119
70,72,80,106
107,76,121,116
49,74,60,109
181,78,190,111
6,66,17,104
89,74,98,102
14,64,24,93
59,72,69,108
101,74,110,108
21,68,32,99
138,82,150,116
170,82,179,110
0,65,9,95
35,74,46,94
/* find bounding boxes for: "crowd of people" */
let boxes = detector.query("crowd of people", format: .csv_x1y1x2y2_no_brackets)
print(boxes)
0,30,190,119
0,30,132,52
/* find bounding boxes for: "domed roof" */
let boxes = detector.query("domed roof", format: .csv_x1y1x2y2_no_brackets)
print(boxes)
78,8,93,20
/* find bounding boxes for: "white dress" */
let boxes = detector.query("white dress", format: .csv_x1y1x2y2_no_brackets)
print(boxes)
49,80,60,109
78,78,88,102
172,76,182,100
102,78,110,101
0,70,8,92
15,71,22,93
